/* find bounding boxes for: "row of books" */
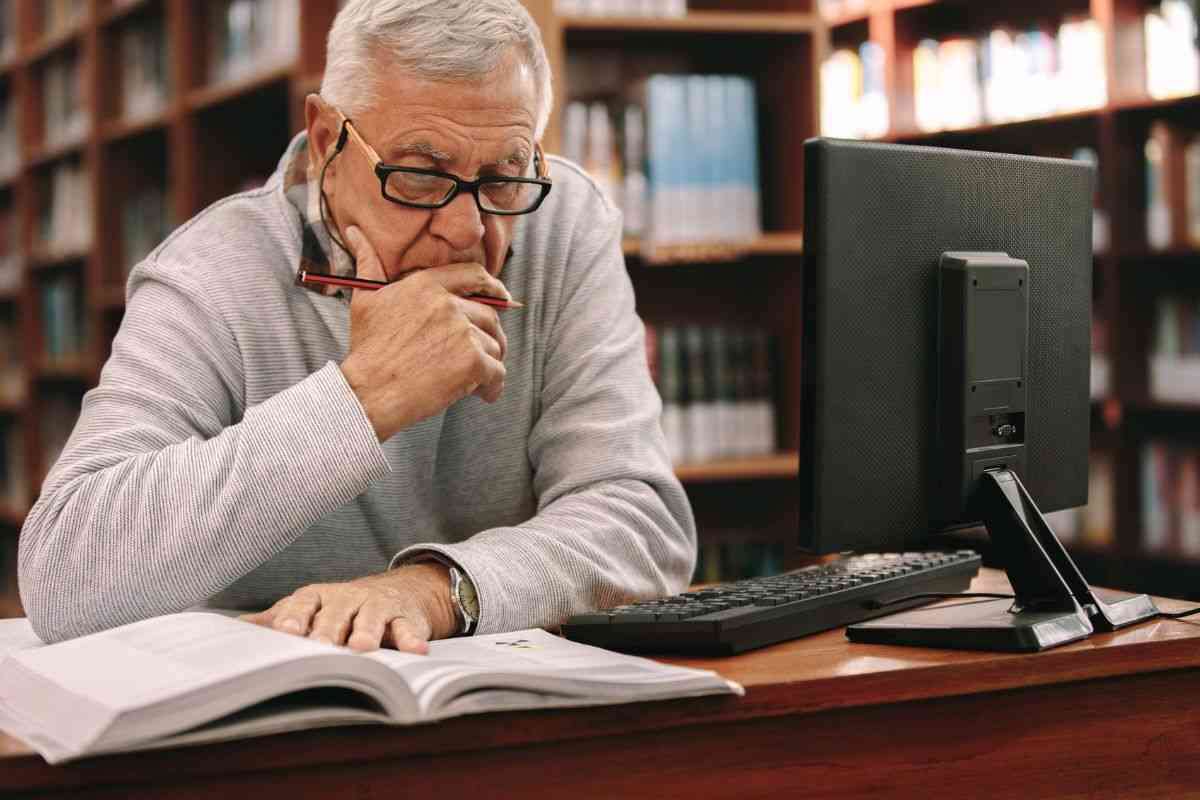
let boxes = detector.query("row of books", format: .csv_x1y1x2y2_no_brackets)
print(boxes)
693,539,785,584
42,52,89,149
1145,0,1200,101
1143,441,1200,557
555,0,686,15
1045,453,1115,549
823,16,1109,137
647,324,778,466
209,0,299,86
120,17,170,123
38,162,92,257
39,274,82,362
122,185,172,277
1144,122,1200,252
1150,295,1200,405
564,75,762,249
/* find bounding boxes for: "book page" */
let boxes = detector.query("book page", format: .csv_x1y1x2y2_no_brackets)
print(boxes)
0,618,41,660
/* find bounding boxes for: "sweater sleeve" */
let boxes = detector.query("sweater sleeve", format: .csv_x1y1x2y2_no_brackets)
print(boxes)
18,262,390,643
391,202,698,634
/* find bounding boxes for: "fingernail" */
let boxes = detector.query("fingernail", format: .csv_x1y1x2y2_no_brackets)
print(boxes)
279,619,300,634
345,225,360,244
313,635,333,645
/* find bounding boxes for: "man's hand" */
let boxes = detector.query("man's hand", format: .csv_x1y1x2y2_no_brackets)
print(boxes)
240,563,459,653
340,225,510,442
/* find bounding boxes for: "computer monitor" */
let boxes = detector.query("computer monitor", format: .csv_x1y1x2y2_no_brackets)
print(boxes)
800,138,1159,651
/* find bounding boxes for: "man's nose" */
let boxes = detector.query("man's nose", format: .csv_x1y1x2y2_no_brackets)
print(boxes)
429,190,486,252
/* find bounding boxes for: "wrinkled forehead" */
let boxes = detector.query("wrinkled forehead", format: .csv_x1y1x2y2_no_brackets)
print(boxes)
360,51,539,148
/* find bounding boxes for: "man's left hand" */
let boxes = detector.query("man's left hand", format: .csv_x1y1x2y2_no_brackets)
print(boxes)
240,563,459,653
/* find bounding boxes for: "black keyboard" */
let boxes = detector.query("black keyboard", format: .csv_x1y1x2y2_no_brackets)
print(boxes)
562,550,982,655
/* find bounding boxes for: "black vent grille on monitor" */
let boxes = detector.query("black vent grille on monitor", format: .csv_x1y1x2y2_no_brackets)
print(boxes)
801,139,1091,555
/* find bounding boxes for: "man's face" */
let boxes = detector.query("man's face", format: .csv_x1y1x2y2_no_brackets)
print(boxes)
309,52,539,282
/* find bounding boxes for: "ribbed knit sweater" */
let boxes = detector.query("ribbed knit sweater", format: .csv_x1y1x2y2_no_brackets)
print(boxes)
18,134,696,644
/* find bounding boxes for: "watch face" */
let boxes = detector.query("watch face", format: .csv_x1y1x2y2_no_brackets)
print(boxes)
458,573,480,619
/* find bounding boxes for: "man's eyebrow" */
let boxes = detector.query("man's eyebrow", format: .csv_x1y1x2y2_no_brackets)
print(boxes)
388,142,454,161
483,147,532,169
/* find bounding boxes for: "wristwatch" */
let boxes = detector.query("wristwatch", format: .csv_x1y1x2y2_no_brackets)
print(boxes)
448,566,479,636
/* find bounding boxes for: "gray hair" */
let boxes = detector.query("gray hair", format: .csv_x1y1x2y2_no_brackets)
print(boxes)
321,0,554,139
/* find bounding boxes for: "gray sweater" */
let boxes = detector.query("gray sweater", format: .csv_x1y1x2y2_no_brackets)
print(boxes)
17,136,696,644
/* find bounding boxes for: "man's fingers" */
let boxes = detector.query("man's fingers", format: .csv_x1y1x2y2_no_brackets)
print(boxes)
387,618,431,655
456,297,506,360
344,225,388,284
346,602,391,652
309,591,365,646
424,262,511,304
272,589,322,636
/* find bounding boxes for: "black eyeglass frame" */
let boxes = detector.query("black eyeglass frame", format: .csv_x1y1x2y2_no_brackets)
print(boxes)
339,117,553,216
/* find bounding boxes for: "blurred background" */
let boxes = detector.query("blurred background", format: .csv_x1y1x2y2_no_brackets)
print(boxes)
0,0,1197,618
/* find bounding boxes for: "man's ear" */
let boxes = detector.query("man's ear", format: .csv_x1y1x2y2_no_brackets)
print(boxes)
305,94,340,174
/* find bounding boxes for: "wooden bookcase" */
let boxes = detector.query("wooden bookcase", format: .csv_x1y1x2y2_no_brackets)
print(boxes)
0,0,825,615
824,0,1200,599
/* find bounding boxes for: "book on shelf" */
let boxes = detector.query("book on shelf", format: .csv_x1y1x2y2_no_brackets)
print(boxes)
0,91,18,182
650,323,777,467
1072,147,1110,255
41,52,89,149
1143,441,1200,557
1151,295,1200,404
1145,0,1200,101
1091,315,1110,401
208,0,300,86
0,612,741,764
0,309,20,406
119,16,171,122
1145,122,1174,251
0,207,18,294
554,0,687,16
37,161,92,257
0,421,26,511
821,42,889,141
38,274,83,363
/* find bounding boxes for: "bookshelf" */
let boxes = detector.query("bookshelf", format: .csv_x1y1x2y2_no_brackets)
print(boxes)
819,0,1200,600
0,0,823,614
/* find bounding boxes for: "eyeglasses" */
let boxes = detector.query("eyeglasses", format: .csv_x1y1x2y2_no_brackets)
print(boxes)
337,116,552,216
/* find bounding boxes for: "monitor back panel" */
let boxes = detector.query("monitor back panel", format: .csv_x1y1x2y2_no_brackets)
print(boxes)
800,139,1092,554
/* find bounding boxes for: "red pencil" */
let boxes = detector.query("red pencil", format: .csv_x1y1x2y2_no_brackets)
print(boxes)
297,270,524,310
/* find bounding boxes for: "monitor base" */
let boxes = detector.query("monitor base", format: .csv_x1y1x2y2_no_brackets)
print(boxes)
847,598,1092,652
848,468,1160,652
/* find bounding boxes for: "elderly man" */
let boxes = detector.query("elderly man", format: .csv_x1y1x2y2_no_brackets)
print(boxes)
18,0,695,650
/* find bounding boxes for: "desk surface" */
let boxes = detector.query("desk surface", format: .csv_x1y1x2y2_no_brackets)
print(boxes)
4,570,1200,800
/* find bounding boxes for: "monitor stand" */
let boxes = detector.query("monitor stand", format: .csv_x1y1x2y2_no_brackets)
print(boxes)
847,468,1160,652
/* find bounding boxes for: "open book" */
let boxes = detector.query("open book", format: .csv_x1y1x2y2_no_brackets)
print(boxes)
0,613,741,764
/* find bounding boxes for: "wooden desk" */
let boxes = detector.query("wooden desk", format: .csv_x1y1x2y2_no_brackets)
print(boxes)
3,570,1199,800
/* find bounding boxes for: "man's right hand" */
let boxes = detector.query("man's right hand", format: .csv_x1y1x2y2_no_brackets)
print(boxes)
339,226,510,442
